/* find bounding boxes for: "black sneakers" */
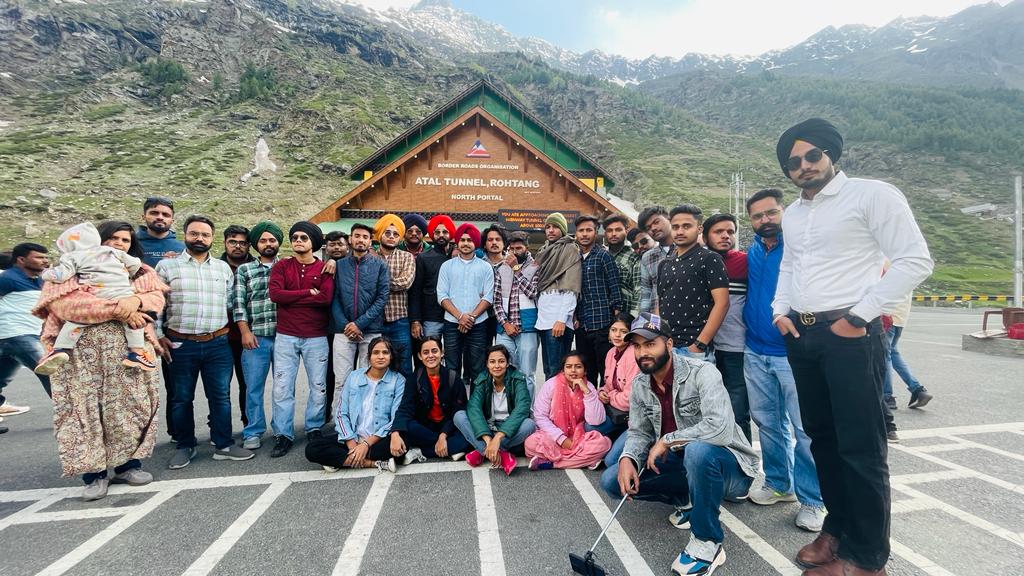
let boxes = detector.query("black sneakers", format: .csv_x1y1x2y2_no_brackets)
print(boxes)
908,387,933,409
270,436,293,458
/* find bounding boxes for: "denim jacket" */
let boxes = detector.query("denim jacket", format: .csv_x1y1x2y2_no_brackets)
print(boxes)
621,351,759,479
336,367,406,441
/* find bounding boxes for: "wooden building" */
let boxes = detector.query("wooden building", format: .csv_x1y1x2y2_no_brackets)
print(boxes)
311,80,627,234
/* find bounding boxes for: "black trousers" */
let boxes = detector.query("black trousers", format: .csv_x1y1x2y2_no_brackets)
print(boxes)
228,337,248,426
575,326,612,387
161,358,175,438
714,350,751,442
305,435,394,467
784,318,890,571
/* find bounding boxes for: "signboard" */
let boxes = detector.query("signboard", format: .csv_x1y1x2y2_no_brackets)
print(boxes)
498,209,579,232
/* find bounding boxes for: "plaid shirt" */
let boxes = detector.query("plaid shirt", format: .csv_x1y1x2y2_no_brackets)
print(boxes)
578,246,623,331
639,244,671,313
609,245,639,317
233,258,278,337
493,255,540,328
156,252,234,336
381,248,416,322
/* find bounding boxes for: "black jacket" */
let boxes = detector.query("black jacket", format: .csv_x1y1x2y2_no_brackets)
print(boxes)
409,245,450,324
393,366,467,437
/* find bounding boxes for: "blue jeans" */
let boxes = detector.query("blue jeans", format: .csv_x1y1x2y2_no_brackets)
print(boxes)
452,410,536,453
495,330,539,398
443,321,488,386
422,321,444,338
674,345,714,362
601,429,628,468
0,334,51,403
383,318,413,377
272,334,328,440
884,326,922,396
241,335,275,439
600,441,752,544
167,336,234,449
539,327,575,380
744,348,823,507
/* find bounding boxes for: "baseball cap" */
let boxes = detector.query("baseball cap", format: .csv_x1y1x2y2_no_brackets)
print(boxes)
626,312,672,342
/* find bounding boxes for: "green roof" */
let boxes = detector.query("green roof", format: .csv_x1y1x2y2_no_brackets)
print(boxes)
346,79,614,190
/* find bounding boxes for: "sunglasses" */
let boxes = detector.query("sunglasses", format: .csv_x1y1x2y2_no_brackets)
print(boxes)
637,238,652,246
785,148,828,172
291,234,310,241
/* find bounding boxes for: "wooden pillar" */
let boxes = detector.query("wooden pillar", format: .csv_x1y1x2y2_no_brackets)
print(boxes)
383,173,390,200
507,134,512,161
443,135,448,161
550,166,555,193
427,143,432,169
401,164,406,189
475,114,480,137
523,146,528,173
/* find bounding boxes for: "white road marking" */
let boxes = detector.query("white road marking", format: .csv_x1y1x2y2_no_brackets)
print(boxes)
9,507,129,524
331,472,395,576
181,481,290,576
910,443,974,454
34,489,180,576
891,498,940,514
889,539,957,576
472,468,507,576
0,495,62,531
892,484,1024,549
890,444,1023,494
940,435,1024,463
890,470,977,485
564,469,656,576
717,508,803,576
896,422,1024,440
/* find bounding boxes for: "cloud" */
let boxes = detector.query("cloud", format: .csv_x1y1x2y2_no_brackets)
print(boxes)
591,0,1012,58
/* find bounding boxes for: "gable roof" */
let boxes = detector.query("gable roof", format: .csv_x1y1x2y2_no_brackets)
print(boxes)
346,79,615,190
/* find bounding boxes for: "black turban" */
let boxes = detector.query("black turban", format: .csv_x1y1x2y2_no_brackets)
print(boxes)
776,118,843,176
289,221,324,252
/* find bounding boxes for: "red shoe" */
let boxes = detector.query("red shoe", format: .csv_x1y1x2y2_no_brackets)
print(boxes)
465,450,484,467
500,450,517,475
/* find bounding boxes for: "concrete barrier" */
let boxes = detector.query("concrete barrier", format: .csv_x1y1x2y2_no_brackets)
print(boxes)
962,334,1024,358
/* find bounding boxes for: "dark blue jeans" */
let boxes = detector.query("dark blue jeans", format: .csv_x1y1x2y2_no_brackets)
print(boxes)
403,419,472,457
539,327,575,380
600,441,752,544
167,336,234,450
383,318,413,377
443,321,487,386
0,334,52,404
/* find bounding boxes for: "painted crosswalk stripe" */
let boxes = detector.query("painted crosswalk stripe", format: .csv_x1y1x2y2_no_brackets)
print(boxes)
332,473,395,576
564,469,656,576
182,481,290,576
472,468,507,576
890,539,957,576
717,508,803,576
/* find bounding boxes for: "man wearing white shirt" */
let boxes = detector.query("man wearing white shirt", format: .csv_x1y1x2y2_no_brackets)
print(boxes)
772,119,933,576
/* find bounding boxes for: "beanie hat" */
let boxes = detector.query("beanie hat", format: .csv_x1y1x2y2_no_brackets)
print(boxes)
545,212,568,236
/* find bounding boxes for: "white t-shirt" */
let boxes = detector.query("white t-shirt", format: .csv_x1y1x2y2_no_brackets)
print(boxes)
489,389,509,429
356,376,380,439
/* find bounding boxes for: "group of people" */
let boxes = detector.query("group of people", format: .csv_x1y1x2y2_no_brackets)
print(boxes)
0,118,936,576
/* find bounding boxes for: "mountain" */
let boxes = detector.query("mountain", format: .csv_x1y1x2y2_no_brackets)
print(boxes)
0,0,1018,295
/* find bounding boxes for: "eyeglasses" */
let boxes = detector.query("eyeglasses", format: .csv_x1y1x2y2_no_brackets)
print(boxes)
784,148,828,172
186,231,212,240
226,240,249,247
291,234,310,241
750,208,782,222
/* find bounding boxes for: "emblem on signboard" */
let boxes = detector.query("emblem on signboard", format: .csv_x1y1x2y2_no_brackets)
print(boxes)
466,139,491,158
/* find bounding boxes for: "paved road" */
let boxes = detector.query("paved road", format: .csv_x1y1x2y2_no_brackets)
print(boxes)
1,308,1023,576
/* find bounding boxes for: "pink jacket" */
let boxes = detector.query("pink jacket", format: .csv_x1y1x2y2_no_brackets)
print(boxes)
603,345,639,412
533,375,606,446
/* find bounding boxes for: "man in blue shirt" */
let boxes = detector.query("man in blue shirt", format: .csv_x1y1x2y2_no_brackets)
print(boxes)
742,188,825,532
137,196,185,268
0,243,52,420
437,223,494,386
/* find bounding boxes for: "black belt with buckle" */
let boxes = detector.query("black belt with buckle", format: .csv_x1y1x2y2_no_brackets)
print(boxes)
789,308,851,327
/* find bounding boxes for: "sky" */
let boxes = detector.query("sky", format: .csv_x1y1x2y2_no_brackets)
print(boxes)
354,0,1011,57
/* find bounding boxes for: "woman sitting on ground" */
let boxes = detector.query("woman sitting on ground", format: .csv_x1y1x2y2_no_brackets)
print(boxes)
390,336,471,464
453,345,536,475
306,337,405,473
525,350,612,470
590,313,638,466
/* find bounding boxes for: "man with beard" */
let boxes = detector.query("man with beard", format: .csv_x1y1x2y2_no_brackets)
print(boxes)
702,213,751,442
627,228,651,257
773,119,932,576
741,188,825,533
604,214,638,317
656,205,729,364
322,229,349,418
0,243,52,422
158,215,255,469
575,214,622,386
400,213,429,257
493,231,540,396
138,196,184,268
410,214,455,341
637,206,673,314
234,221,283,451
534,212,581,379
375,214,416,375
220,224,254,427
267,222,334,458
600,313,758,576
481,225,509,346
324,231,349,261
437,223,493,385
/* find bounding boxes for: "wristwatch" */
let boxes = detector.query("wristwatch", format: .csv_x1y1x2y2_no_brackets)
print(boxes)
843,313,868,328
512,264,522,272
694,340,708,352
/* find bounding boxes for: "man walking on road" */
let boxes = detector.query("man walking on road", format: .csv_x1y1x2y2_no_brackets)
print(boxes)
0,243,52,421
773,119,933,576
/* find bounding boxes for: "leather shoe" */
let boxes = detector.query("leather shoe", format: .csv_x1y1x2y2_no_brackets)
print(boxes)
270,436,293,458
796,532,839,569
802,558,886,576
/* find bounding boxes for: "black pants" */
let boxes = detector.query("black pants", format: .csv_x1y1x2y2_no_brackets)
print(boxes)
305,435,394,467
784,318,890,571
714,350,751,442
161,358,175,438
228,337,248,426
575,326,612,387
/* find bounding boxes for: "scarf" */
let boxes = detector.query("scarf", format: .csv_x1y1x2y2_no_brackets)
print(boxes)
535,235,581,295
549,372,586,441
